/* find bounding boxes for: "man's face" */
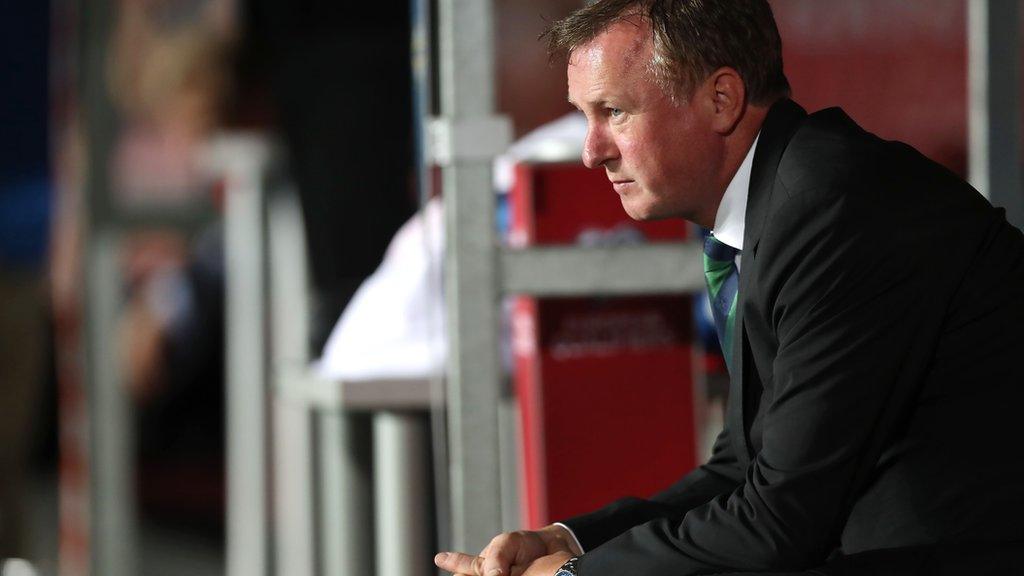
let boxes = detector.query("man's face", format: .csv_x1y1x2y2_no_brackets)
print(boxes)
567,20,724,223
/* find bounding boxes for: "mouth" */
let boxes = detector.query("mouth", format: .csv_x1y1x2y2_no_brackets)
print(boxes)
611,179,635,192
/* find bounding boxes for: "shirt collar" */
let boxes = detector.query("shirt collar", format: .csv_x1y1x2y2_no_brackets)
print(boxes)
711,133,760,251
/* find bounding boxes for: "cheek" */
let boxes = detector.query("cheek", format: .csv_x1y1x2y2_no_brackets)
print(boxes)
632,140,676,191
622,121,676,185
652,127,708,186
618,133,655,178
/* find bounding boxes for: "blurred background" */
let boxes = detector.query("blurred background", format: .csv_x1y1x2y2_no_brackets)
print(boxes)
1,0,1021,575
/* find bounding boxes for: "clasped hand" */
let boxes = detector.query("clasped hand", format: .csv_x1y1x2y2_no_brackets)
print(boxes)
434,525,581,576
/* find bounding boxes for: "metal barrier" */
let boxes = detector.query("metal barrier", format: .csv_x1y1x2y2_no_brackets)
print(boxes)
219,139,435,575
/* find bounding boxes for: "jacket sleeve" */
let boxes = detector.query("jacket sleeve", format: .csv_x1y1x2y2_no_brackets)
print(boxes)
560,418,745,551
575,182,950,575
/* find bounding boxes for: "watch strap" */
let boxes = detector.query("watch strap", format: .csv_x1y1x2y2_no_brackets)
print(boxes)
554,556,579,576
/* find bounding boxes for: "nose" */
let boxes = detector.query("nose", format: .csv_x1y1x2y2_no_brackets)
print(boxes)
582,124,617,169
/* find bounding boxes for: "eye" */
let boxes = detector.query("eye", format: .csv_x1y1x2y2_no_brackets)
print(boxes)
609,107,624,118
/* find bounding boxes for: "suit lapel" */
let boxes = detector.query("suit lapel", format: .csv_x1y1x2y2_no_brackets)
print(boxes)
729,99,807,466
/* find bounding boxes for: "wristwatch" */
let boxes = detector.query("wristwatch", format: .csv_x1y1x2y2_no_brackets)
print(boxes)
554,556,579,576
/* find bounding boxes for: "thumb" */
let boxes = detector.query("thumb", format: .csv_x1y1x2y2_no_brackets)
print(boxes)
435,552,485,575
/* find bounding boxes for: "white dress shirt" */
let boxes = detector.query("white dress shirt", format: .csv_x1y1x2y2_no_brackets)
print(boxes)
712,133,759,270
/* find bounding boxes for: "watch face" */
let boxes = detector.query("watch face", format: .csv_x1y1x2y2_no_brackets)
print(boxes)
554,571,574,576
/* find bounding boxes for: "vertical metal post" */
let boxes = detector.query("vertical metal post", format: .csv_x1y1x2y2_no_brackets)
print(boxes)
222,137,273,576
498,398,523,533
317,412,374,576
79,0,135,572
84,231,136,576
374,412,432,576
272,403,315,576
267,192,316,576
438,0,505,555
968,0,1023,229
413,0,455,556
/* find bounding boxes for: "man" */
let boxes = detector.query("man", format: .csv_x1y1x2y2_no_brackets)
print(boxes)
436,1,1024,574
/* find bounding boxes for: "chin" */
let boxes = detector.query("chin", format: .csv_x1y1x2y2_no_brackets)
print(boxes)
620,198,670,222
620,201,649,221
617,194,645,220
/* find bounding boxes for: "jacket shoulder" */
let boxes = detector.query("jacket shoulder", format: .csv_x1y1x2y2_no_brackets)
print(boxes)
774,107,882,197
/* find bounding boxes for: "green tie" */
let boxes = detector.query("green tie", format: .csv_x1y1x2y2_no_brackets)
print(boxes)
704,235,740,374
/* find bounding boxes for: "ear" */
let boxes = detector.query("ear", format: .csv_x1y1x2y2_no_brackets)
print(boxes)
707,67,746,135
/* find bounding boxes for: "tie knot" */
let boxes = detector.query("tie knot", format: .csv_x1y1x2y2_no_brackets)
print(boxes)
704,235,740,263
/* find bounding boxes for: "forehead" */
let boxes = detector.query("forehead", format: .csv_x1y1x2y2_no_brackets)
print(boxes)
567,19,651,88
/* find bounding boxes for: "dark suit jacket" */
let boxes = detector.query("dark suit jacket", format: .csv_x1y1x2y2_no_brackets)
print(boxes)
563,99,1024,575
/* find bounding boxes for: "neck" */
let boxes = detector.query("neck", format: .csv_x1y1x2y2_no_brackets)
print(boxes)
697,104,770,228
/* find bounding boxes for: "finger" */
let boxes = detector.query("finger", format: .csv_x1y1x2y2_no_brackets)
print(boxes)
479,532,505,563
435,552,484,575
481,535,518,576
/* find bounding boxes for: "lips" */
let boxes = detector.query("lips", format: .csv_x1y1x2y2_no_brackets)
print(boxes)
611,179,635,191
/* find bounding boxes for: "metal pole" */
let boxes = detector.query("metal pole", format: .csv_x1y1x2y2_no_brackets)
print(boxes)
498,398,522,533
968,0,1023,229
272,400,315,576
317,411,374,576
84,231,136,576
374,411,432,576
221,136,274,576
413,0,454,555
79,0,135,572
438,0,507,555
267,191,316,576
